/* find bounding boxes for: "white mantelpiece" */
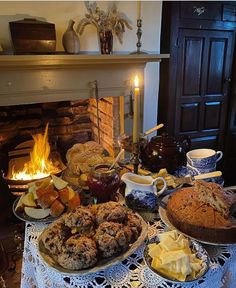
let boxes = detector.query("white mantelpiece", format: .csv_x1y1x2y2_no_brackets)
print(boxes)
0,54,169,106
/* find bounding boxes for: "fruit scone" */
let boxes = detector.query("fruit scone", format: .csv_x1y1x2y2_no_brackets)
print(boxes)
40,202,143,270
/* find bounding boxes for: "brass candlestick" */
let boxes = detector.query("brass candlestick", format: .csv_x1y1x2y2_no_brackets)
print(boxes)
130,19,147,55
131,141,140,174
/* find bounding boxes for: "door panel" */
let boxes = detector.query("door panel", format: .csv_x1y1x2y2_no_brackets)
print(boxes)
183,37,204,96
206,39,227,95
180,103,199,132
203,101,221,130
191,135,218,148
175,29,233,150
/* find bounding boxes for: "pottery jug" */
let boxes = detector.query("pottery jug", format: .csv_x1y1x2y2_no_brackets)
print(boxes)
121,172,167,211
62,19,80,54
140,133,191,174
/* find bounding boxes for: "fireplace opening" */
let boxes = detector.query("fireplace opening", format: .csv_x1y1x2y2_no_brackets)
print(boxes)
0,96,122,192
7,123,63,181
0,95,123,227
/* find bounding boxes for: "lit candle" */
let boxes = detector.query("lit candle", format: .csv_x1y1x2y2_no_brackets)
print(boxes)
137,0,141,19
133,75,140,144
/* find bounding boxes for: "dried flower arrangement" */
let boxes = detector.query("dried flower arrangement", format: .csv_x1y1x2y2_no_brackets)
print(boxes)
77,1,132,44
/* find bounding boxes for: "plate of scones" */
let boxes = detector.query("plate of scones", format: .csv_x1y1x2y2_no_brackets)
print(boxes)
38,201,148,275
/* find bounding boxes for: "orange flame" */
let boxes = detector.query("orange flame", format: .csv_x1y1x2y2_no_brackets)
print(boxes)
11,124,60,180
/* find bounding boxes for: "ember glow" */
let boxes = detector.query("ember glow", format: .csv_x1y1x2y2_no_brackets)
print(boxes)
11,124,60,180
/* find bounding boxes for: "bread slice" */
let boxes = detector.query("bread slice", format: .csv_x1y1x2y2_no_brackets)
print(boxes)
50,199,65,217
37,188,59,208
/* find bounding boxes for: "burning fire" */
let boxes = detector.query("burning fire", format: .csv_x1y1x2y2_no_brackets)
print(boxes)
11,124,60,180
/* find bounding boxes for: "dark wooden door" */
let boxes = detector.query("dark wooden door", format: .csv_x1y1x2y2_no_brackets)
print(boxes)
175,28,234,150
224,54,236,184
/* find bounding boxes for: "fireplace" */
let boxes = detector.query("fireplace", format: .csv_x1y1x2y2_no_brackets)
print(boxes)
0,54,168,177
0,53,168,220
0,96,122,186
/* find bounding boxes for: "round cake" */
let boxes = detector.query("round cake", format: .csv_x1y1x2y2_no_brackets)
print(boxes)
166,186,236,244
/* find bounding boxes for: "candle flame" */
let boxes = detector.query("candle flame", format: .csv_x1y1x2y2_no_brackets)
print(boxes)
134,75,139,88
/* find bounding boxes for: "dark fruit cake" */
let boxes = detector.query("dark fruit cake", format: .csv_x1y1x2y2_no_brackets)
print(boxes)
166,183,236,244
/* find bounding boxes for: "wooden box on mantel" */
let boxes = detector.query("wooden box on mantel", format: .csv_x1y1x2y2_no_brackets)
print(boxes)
9,18,56,55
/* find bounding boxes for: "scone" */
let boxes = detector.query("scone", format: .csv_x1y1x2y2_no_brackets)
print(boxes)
125,212,142,241
41,220,71,255
95,201,128,225
62,206,94,235
57,235,98,270
94,221,128,258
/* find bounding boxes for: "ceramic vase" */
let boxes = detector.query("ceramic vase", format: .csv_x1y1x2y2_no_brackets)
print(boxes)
62,20,80,54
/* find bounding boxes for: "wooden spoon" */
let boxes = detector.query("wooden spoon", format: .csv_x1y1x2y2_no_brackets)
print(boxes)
109,149,124,170
143,123,164,136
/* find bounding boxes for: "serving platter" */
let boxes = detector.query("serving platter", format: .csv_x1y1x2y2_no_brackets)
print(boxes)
38,213,148,275
13,197,57,223
144,235,209,283
159,195,236,246
12,181,82,223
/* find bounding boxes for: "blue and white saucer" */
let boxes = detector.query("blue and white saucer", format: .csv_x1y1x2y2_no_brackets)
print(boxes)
174,166,224,186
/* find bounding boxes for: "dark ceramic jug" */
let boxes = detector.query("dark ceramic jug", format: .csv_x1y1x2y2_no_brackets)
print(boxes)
140,133,191,174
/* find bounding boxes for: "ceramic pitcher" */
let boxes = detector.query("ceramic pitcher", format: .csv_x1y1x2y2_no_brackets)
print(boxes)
62,19,80,54
121,172,167,211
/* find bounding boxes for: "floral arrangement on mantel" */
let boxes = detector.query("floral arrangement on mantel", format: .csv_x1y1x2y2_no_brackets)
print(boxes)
77,1,132,54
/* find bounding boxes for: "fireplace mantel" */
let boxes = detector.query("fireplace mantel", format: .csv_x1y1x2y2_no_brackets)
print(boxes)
0,54,169,106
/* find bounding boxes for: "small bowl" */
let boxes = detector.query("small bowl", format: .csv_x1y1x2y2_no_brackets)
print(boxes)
144,234,209,283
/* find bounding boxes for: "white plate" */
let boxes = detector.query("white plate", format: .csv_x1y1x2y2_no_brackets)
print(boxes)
12,184,82,223
159,195,236,246
13,197,56,223
38,213,148,275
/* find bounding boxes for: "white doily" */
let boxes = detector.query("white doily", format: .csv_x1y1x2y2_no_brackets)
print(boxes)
21,219,236,288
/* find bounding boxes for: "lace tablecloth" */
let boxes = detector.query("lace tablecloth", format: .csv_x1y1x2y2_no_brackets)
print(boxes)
21,218,236,288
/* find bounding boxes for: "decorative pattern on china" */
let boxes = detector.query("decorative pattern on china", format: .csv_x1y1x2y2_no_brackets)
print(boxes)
21,217,236,288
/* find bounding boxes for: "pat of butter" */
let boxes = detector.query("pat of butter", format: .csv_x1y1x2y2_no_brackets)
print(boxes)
148,230,204,281
159,250,188,264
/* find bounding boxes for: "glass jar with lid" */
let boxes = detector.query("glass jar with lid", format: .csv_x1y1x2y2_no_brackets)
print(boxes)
88,164,120,203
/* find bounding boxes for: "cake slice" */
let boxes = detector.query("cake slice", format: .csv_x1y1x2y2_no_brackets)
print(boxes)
194,180,236,218
166,186,236,244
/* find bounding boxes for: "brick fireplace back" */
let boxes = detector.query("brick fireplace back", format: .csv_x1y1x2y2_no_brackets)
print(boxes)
0,96,121,176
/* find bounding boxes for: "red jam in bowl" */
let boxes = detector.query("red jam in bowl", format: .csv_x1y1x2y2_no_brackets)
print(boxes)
88,164,120,203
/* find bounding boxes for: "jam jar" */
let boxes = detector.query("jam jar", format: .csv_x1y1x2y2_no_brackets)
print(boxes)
88,164,120,203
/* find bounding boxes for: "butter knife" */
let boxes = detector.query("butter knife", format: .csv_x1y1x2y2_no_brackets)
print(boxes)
174,171,222,186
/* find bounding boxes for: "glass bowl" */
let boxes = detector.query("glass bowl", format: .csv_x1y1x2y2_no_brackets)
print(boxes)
143,234,210,283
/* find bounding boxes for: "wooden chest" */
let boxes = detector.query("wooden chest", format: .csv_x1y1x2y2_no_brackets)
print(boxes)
9,18,56,54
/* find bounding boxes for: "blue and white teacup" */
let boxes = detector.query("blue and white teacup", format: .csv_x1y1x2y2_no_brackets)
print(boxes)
186,163,217,175
186,149,223,172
